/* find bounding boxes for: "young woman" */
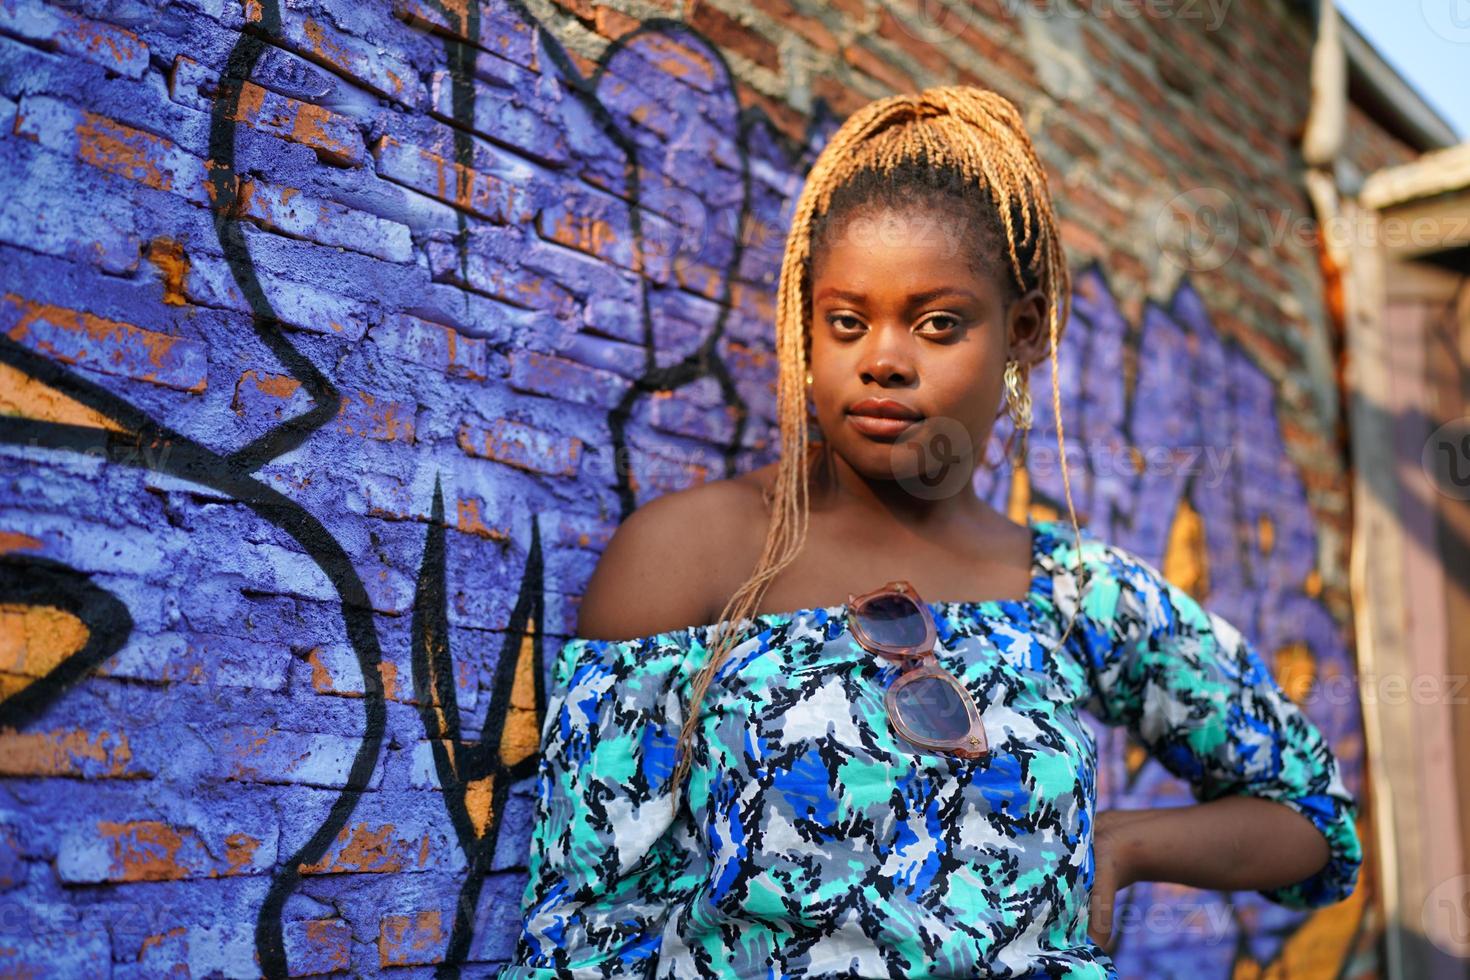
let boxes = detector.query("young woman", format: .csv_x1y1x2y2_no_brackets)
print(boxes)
503,86,1362,978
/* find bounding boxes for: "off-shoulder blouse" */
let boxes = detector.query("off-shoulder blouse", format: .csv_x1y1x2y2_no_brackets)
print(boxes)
502,517,1362,979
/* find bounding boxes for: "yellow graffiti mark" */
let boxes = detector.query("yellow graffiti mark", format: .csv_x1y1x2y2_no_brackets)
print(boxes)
1230,863,1366,977
1270,641,1316,706
499,628,540,769
1124,739,1148,780
0,361,127,431
465,774,495,840
1257,513,1275,556
1163,495,1210,600
144,238,190,307
0,604,90,702
1007,462,1031,526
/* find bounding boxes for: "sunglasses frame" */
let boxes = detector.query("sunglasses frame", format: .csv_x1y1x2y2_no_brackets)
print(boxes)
846,579,990,760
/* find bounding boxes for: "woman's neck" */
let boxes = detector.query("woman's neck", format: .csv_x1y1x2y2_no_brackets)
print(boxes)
807,442,989,531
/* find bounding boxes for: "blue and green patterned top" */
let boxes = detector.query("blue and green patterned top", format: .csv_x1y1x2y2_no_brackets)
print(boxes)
503,517,1362,978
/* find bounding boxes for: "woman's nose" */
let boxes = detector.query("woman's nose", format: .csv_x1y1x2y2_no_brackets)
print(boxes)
857,325,916,385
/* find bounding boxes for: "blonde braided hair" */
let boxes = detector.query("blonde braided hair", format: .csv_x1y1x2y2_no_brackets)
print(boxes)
669,85,1089,813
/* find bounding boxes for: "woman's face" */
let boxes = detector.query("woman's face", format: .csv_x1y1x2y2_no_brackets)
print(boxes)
807,204,1048,489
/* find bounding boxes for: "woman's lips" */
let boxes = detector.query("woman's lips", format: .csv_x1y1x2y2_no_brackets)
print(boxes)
846,413,922,439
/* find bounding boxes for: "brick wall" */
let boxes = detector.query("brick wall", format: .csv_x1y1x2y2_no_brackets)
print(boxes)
0,0,1402,974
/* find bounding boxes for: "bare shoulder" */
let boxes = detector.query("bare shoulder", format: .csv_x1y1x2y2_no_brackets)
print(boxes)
573,466,772,641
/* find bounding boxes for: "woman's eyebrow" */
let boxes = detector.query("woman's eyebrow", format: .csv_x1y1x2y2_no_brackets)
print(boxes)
815,286,979,304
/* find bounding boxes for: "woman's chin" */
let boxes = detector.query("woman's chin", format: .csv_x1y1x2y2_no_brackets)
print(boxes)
821,421,986,499
827,440,934,484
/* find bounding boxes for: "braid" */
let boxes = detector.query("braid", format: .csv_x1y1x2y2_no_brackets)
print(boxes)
669,85,1086,815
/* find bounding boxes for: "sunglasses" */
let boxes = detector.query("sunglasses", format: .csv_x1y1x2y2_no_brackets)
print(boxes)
846,580,990,760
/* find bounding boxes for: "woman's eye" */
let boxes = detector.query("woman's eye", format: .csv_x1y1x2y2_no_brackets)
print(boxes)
827,314,960,335
921,315,960,334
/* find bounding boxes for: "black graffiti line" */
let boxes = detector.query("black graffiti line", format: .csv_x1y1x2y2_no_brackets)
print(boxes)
495,4,816,520
200,8,416,966
593,20,758,519
209,0,344,476
0,336,386,980
421,0,483,292
412,474,546,976
119,0,799,969
0,553,134,731
390,11,810,960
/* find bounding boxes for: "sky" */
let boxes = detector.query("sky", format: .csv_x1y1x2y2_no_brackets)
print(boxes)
1335,0,1470,141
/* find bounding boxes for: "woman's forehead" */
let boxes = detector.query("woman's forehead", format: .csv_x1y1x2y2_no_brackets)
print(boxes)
810,236,1005,300
809,205,1001,278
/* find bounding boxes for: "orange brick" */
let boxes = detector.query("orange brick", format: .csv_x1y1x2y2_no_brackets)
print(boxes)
2,292,207,393
688,1,781,73
841,40,916,93
593,5,640,39
0,728,141,778
378,910,444,968
549,0,595,21
1058,217,1106,262
810,73,869,118
300,823,433,875
735,82,809,147
875,7,956,79
748,0,837,53
57,820,270,883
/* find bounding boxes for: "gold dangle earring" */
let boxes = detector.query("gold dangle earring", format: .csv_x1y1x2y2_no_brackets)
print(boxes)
1003,358,1032,470
1004,359,1032,430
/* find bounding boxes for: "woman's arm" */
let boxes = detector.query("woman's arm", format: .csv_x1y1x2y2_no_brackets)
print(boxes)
1106,796,1329,893
1068,539,1363,949
1088,798,1332,947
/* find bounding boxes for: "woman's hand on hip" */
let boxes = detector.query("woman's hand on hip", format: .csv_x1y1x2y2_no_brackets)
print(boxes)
1087,808,1142,952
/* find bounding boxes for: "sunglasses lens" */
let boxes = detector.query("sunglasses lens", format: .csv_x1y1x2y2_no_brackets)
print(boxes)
893,676,972,742
854,593,927,648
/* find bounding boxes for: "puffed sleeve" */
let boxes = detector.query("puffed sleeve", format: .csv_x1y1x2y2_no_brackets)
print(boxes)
503,627,700,977
1066,538,1363,910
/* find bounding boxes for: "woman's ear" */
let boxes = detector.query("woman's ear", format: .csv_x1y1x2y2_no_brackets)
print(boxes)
1005,287,1050,366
